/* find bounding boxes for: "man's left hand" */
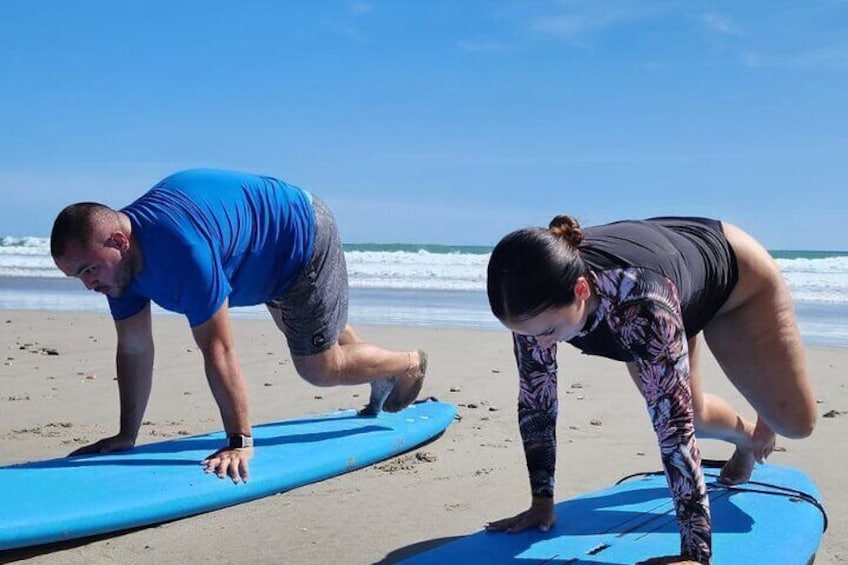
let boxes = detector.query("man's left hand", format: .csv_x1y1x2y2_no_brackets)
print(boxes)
637,557,704,565
202,446,253,484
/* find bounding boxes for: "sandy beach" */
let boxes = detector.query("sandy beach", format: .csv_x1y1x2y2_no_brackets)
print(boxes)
1,310,845,564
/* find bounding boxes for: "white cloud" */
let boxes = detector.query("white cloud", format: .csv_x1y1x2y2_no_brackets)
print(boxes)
700,12,740,36
742,40,848,70
349,1,374,15
531,14,589,37
329,2,374,42
527,2,665,45
328,22,368,42
457,40,510,53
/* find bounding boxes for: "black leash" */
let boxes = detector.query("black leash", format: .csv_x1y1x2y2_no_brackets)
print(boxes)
615,459,828,533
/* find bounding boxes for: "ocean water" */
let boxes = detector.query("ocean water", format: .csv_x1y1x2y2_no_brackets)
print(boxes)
1,236,847,347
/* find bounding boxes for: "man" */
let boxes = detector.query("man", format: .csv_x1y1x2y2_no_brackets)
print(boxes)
50,168,427,484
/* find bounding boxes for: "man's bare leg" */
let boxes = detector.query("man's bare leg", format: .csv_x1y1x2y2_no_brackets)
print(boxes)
337,325,427,414
267,310,426,413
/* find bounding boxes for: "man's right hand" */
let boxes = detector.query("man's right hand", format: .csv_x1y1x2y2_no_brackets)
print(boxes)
68,434,136,456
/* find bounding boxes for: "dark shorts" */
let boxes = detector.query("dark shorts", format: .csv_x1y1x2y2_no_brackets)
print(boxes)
266,197,349,356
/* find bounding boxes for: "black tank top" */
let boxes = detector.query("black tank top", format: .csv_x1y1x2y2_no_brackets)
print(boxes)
578,216,738,338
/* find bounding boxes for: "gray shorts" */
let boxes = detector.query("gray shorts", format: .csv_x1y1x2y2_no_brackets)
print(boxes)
266,197,349,356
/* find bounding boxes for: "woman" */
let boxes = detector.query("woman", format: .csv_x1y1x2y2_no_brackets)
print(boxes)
484,215,816,565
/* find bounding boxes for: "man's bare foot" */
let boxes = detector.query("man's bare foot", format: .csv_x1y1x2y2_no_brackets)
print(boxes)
383,349,427,413
358,377,394,416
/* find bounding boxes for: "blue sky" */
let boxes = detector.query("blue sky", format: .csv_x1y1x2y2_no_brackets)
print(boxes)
2,1,846,249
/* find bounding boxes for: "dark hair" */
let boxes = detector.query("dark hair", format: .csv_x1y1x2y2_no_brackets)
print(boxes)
50,202,115,258
487,215,588,322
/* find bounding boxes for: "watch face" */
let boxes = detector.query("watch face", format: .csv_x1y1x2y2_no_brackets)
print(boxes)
228,434,253,449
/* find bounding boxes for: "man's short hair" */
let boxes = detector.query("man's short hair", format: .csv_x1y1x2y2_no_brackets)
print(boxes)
50,202,116,258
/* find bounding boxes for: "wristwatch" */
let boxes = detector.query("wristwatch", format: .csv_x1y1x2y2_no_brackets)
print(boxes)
227,434,254,449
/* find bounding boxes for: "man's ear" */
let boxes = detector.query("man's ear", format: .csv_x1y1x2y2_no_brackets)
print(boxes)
105,232,130,252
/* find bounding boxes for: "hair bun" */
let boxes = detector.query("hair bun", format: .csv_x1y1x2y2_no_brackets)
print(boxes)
548,215,583,247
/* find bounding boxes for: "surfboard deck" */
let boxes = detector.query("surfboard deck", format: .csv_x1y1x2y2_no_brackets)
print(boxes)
0,399,456,551
400,463,825,564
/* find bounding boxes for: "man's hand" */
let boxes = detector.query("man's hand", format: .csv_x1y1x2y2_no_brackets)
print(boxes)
484,496,556,533
68,434,135,456
637,557,703,565
202,446,253,484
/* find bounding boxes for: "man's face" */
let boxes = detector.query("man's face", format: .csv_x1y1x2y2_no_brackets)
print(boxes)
55,235,134,298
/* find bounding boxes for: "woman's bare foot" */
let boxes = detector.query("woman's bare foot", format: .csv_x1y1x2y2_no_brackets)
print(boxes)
383,349,427,412
719,447,756,485
719,417,776,485
750,417,777,463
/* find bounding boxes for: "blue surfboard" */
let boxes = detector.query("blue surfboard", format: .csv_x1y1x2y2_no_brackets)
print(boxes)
401,463,826,564
0,399,456,551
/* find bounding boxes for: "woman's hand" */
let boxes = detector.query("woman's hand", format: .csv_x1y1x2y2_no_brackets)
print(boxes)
484,496,555,533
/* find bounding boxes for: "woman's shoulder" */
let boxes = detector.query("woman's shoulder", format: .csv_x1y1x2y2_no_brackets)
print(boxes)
592,266,674,302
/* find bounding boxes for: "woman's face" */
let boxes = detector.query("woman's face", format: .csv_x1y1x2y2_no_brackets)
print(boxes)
500,276,593,348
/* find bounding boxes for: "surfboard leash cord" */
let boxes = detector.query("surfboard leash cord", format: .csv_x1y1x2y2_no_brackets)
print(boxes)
615,459,829,533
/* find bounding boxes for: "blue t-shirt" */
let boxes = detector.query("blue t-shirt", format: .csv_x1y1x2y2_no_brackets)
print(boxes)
108,168,315,327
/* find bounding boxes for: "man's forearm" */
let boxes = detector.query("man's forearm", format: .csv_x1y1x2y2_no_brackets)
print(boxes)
203,344,252,437
116,348,154,440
